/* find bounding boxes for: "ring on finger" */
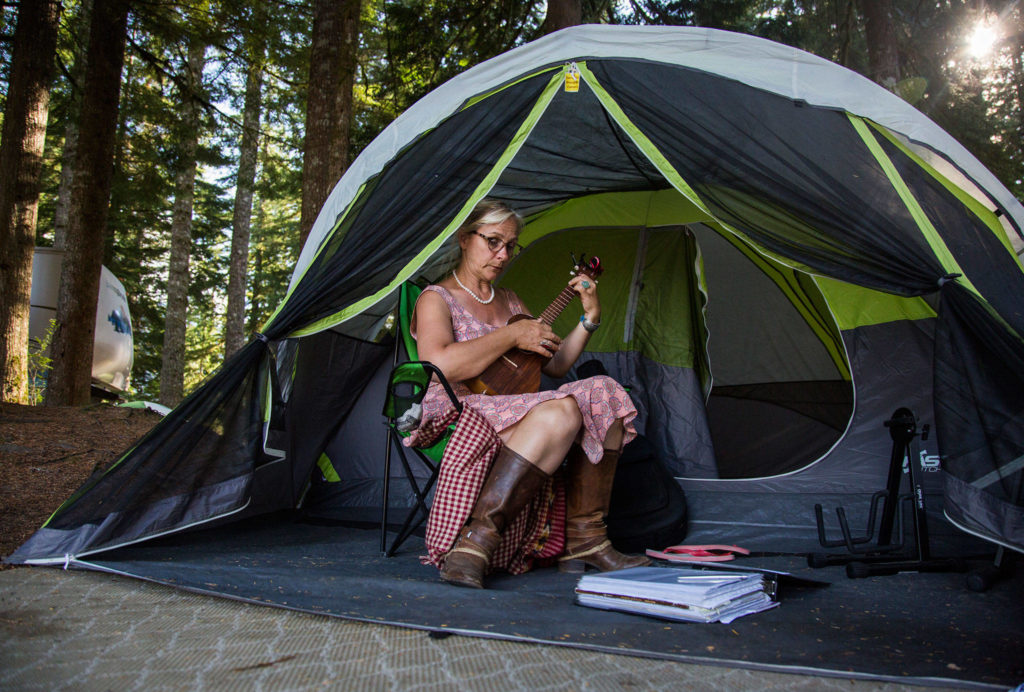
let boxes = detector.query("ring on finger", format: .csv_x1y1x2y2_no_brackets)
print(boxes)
581,280,591,289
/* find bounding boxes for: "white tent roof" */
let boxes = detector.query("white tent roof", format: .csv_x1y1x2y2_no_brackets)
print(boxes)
292,24,1024,287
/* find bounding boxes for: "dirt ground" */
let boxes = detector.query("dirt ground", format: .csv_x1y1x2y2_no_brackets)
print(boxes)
0,402,162,565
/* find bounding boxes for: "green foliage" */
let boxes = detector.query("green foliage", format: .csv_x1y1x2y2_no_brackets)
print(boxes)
248,185,300,335
895,0,1022,200
27,320,57,406
13,0,1022,405
617,0,760,29
92,0,303,400
0,3,15,120
34,0,91,244
180,174,232,394
354,0,545,152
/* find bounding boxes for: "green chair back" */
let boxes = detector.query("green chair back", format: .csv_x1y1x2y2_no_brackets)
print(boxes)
398,281,421,361
382,283,459,463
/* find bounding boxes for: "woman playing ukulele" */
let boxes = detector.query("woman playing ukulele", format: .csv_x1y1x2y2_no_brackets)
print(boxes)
410,198,650,588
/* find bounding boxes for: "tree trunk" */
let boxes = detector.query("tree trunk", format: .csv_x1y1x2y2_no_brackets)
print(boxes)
298,0,361,251
0,0,61,404
54,122,79,252
53,0,94,252
158,40,207,408
248,201,266,336
224,38,265,360
857,0,901,89
540,0,582,35
46,0,129,407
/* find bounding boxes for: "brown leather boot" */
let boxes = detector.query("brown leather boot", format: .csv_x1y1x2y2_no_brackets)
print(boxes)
558,445,653,574
440,446,549,588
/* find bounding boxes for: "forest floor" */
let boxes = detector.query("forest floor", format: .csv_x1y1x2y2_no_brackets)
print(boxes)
0,402,162,566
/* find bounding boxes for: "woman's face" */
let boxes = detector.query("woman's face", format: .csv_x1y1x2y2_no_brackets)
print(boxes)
459,218,520,280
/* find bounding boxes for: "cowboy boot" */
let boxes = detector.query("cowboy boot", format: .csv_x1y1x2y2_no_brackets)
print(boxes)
558,445,653,574
440,446,550,588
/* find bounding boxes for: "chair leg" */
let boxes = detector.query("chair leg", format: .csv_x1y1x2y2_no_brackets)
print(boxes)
381,333,402,556
386,444,437,557
382,430,440,557
380,427,395,555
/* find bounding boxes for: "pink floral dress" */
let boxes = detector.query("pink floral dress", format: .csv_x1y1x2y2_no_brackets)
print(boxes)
405,285,639,575
414,285,638,463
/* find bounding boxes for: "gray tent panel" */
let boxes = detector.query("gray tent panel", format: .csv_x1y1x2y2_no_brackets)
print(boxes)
691,224,844,386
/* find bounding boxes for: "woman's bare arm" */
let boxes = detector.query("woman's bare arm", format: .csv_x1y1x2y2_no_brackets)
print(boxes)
543,321,591,377
414,290,560,383
541,274,601,378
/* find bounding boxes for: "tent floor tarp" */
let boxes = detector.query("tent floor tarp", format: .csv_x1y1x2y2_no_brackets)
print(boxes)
65,515,1021,690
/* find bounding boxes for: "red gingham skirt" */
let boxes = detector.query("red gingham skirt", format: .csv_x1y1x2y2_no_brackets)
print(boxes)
405,406,566,574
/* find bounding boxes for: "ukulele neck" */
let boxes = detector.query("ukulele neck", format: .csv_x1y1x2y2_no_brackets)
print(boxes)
537,285,578,325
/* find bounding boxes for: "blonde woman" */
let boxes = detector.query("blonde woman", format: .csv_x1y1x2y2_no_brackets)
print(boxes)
410,198,650,588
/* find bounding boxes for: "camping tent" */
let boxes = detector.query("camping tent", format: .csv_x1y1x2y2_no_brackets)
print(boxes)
11,25,1024,566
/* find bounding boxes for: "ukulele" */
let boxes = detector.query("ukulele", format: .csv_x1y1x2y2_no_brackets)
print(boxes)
468,254,604,396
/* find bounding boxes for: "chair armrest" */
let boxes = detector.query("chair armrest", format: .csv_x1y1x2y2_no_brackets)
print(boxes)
410,361,463,414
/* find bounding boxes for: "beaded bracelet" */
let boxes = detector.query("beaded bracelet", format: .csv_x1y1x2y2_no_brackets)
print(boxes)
580,315,601,333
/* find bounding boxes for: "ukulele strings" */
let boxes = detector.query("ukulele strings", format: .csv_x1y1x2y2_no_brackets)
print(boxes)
538,286,578,324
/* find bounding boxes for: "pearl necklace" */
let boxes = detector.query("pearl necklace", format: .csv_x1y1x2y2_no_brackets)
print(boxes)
453,269,494,304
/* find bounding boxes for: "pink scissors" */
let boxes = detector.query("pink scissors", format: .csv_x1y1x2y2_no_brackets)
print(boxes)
645,544,751,562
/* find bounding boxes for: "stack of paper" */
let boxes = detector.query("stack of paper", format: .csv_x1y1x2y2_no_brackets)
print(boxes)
574,566,778,623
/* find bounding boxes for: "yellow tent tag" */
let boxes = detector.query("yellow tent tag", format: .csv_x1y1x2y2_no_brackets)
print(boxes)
565,62,580,92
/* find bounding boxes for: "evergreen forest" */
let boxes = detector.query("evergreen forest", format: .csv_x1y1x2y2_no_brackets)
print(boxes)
0,0,1021,406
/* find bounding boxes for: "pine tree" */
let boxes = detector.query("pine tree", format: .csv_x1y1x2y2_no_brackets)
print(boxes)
0,0,61,403
224,11,266,359
298,0,362,250
45,0,130,406
857,0,901,89
159,38,207,407
541,0,582,34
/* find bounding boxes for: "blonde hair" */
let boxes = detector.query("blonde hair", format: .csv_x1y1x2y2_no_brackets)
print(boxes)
434,199,523,280
455,198,523,243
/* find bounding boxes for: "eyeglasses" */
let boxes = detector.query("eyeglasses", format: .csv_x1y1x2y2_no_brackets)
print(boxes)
470,230,522,257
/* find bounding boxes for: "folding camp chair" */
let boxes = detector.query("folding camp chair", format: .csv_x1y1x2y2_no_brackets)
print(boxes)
380,283,462,556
